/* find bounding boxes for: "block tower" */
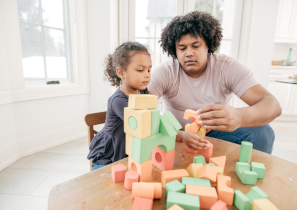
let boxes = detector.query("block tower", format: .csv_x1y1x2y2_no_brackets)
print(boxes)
124,94,182,182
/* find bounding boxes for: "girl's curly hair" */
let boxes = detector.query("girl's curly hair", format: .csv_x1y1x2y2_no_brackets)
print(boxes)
159,11,223,59
104,41,149,87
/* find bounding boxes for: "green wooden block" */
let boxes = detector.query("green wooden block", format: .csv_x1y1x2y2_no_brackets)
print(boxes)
132,133,176,164
234,187,268,210
193,155,206,165
207,163,216,166
166,191,200,210
165,180,185,197
239,141,253,163
182,177,211,187
235,162,258,185
149,109,160,135
160,114,177,137
251,162,266,179
163,111,182,131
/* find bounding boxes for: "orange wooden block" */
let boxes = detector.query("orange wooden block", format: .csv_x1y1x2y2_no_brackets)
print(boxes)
152,147,175,171
186,185,218,209
210,156,226,171
161,169,189,189
184,109,199,120
186,146,197,154
168,204,185,210
210,200,228,210
132,182,162,199
198,164,217,183
128,156,152,182
217,175,234,205
124,170,139,191
111,164,126,183
201,142,213,163
132,197,153,210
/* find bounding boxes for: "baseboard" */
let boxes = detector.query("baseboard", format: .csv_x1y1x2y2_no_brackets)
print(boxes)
0,140,21,171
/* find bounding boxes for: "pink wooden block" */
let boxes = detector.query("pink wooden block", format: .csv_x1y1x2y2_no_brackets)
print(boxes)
210,200,228,210
111,164,126,183
132,197,153,210
201,143,213,163
124,170,139,190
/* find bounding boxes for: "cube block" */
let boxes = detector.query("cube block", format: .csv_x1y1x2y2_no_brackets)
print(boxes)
186,185,218,209
128,94,158,110
132,197,153,210
251,162,266,179
124,170,139,191
165,180,185,197
209,156,226,171
160,114,177,137
132,182,162,200
210,200,228,210
186,163,203,178
239,141,253,164
111,164,126,183
128,156,152,182
193,155,206,165
168,204,185,210
150,109,160,135
161,169,189,189
182,177,211,187
167,192,200,210
125,134,133,156
217,175,234,205
201,143,213,163
252,198,279,210
198,164,217,183
152,146,175,171
235,162,258,185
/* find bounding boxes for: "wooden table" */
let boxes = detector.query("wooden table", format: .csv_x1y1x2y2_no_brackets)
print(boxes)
48,137,297,210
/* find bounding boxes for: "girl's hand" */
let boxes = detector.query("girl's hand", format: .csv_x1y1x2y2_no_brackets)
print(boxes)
181,131,209,150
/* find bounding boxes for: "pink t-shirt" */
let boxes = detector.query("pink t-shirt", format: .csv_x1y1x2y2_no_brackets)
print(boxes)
148,53,259,129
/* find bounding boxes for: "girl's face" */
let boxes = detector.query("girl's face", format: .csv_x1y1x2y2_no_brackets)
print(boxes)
121,52,152,91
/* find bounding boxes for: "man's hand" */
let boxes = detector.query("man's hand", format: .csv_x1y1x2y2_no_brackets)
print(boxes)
180,131,209,150
197,104,242,132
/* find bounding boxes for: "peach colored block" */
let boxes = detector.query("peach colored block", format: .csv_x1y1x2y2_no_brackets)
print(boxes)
198,164,217,183
111,164,126,183
217,175,234,205
161,169,189,189
201,142,213,163
186,146,197,154
210,200,228,210
186,163,203,178
124,170,139,191
168,204,185,210
188,122,201,133
184,109,199,120
128,156,152,182
152,147,175,171
132,182,162,199
186,185,218,209
210,156,226,171
132,197,153,210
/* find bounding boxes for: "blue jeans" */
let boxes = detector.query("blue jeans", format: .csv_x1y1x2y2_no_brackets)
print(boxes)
206,124,275,154
92,163,106,171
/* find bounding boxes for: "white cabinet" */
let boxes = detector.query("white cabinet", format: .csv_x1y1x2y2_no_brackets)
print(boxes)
275,0,297,43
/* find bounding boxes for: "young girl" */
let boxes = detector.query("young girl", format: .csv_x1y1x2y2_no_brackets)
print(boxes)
87,41,152,170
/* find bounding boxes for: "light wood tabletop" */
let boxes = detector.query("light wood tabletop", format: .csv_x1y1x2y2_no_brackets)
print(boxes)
48,137,297,210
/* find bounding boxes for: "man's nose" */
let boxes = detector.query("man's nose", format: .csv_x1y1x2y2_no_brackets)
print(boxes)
186,48,194,57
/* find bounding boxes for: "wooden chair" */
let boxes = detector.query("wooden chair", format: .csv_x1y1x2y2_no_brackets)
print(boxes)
84,111,107,171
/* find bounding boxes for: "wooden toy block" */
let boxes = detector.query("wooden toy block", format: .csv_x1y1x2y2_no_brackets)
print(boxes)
251,162,266,179
161,169,189,189
239,141,253,163
132,133,175,163
132,197,153,210
167,191,200,210
207,163,216,166
201,142,213,163
111,164,126,183
183,109,199,121
235,162,258,185
212,166,223,176
128,156,152,182
186,163,203,178
234,186,268,210
152,146,175,171
150,109,160,135
164,111,182,131
186,146,197,153
160,114,177,137
210,200,228,210
209,156,226,171
167,204,185,210
128,94,158,110
125,134,133,156
165,180,185,197
132,182,162,199
217,175,234,205
252,198,279,210
182,177,211,187
197,126,206,138
186,185,218,209
124,170,139,190
198,164,217,183
193,155,206,165
124,107,151,139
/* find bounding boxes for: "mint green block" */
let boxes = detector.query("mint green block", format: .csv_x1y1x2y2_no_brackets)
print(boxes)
165,180,185,197
193,155,206,165
239,141,253,163
234,187,268,210
207,163,216,166
132,133,175,163
182,177,211,187
149,109,160,135
235,162,257,185
167,192,200,210
251,162,266,179
160,114,177,137
163,111,182,131
128,116,137,130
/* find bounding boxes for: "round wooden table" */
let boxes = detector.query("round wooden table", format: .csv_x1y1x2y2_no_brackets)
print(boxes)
48,137,297,210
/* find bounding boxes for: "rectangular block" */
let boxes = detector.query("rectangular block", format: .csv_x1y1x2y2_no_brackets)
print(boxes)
182,177,211,187
132,197,153,210
152,146,175,171
160,114,177,137
128,156,152,182
251,162,266,179
167,192,200,210
186,185,218,209
198,165,217,183
125,134,133,156
186,163,203,178
165,180,185,197
239,141,253,163
161,169,189,189
150,109,160,135
124,107,151,139
252,198,279,210
128,94,158,110
217,175,234,205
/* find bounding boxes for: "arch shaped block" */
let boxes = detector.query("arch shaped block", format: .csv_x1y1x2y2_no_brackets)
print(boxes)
152,146,175,171
217,175,234,205
235,162,257,185
128,156,152,182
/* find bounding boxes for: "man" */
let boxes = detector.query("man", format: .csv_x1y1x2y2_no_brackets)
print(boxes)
147,11,281,154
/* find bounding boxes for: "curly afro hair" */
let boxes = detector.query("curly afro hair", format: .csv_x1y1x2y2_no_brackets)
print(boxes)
159,11,223,59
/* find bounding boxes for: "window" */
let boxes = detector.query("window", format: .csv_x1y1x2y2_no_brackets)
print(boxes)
17,0,69,81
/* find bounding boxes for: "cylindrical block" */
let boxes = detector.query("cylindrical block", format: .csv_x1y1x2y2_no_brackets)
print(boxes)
132,182,162,199
239,141,253,163
201,143,213,163
124,170,139,191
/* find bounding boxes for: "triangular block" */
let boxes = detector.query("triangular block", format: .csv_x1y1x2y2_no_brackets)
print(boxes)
209,156,226,171
164,111,182,131
160,114,177,137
